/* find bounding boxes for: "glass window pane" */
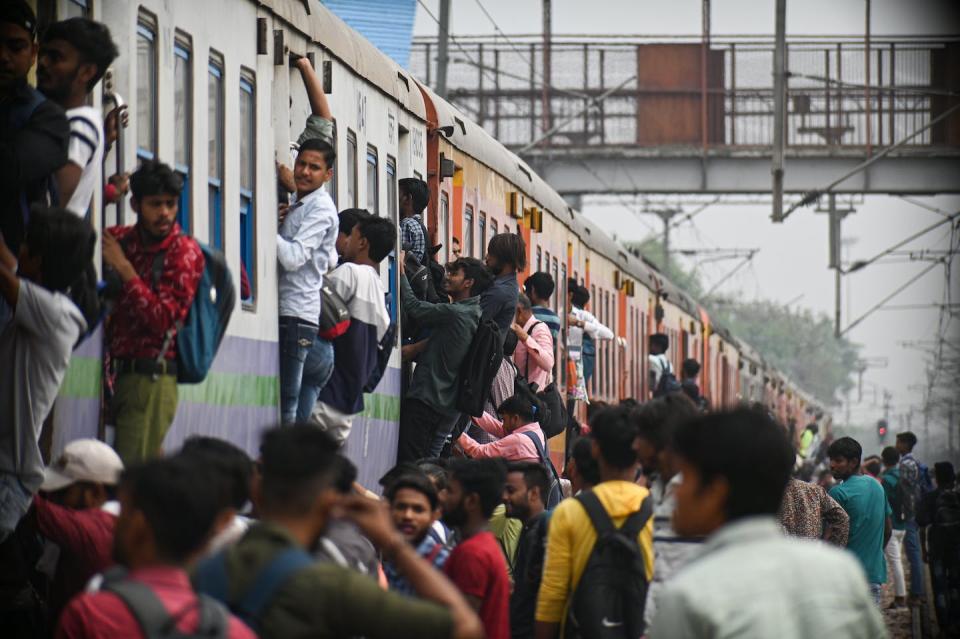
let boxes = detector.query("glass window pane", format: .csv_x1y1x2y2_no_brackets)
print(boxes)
464,205,474,258
366,148,377,214
479,213,486,257
136,25,156,156
174,47,190,168
208,64,222,180
240,80,254,192
346,132,357,207
386,159,397,220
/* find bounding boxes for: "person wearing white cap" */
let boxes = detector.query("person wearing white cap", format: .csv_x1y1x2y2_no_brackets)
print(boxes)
32,439,123,619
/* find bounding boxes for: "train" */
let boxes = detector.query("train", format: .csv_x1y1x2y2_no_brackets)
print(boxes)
40,0,823,486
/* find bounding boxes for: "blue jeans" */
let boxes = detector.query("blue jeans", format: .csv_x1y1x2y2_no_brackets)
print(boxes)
296,337,335,423
0,473,32,542
905,520,925,597
279,317,318,425
869,582,882,606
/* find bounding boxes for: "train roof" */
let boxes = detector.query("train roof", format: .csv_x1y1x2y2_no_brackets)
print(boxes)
262,0,426,120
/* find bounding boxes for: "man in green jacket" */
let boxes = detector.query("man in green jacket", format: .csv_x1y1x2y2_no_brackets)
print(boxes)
396,255,491,464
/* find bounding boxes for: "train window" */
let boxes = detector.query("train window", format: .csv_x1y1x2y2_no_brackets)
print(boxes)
478,212,487,256
366,145,378,215
65,0,89,18
553,258,560,313
327,120,338,207
536,247,542,273
463,204,474,258
135,15,157,161
439,191,450,264
490,217,498,237
207,56,224,250
173,37,192,234
386,156,397,220
346,130,358,207
239,73,256,305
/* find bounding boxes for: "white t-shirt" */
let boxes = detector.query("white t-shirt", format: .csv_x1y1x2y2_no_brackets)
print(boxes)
0,280,86,495
648,353,673,389
64,106,104,217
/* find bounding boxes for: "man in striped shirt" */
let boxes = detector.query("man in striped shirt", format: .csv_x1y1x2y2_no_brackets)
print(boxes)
37,18,118,217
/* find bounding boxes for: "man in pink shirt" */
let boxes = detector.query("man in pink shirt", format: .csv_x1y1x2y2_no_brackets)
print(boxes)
458,395,546,462
511,293,554,392
56,456,254,639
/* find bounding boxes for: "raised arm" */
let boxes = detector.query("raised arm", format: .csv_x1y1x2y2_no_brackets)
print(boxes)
296,56,332,121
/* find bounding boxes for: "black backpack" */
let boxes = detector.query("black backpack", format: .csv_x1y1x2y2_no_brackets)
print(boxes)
456,319,503,417
930,488,960,555
515,322,568,439
565,492,653,639
652,357,682,398
363,322,397,393
101,569,228,639
521,430,563,509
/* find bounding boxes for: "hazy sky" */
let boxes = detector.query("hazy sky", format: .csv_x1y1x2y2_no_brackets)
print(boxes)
412,0,960,447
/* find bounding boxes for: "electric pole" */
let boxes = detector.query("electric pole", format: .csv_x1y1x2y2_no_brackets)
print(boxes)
541,0,552,137
435,0,451,99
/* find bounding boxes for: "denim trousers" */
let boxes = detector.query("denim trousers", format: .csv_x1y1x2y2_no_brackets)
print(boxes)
904,520,925,596
279,317,318,424
296,337,335,423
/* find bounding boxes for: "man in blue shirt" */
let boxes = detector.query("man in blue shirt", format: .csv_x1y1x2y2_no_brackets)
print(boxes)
828,436,892,605
523,272,560,343
481,233,525,340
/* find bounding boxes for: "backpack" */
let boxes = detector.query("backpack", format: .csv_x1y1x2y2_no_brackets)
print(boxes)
930,489,960,555
127,236,236,384
363,323,397,393
521,430,563,509
887,469,908,524
101,569,228,639
918,462,935,496
652,356,681,398
9,86,60,225
193,546,313,633
564,492,653,639
318,281,350,340
516,322,568,439
456,319,503,417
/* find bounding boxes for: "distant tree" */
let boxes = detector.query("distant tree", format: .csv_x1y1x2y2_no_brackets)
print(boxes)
626,237,859,405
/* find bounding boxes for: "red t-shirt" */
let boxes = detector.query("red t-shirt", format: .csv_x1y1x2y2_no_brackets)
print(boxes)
444,530,510,639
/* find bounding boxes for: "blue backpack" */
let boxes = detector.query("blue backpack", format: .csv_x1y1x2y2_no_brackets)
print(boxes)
140,239,236,384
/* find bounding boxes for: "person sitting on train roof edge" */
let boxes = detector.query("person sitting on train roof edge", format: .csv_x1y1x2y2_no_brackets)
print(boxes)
56,456,255,639
0,0,69,255
523,271,561,343
103,161,203,464
304,214,395,442
399,178,429,265
275,55,339,426
193,425,484,639
647,410,886,638
36,17,117,218
481,232,525,342
396,256,491,464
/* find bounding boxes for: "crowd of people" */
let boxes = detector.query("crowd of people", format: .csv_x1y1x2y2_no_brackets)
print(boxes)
3,3,960,638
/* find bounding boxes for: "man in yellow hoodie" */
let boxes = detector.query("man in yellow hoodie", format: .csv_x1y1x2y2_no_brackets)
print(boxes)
534,405,654,638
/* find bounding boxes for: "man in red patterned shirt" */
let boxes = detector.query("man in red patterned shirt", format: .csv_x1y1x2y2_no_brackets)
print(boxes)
101,161,203,464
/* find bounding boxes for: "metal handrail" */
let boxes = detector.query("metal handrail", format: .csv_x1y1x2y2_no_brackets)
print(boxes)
102,68,127,223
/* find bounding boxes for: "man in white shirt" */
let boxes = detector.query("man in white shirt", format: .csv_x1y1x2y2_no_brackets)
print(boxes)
647,332,676,398
36,17,118,217
648,409,885,639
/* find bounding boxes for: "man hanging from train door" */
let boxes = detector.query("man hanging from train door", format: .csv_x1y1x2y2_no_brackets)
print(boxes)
275,55,339,424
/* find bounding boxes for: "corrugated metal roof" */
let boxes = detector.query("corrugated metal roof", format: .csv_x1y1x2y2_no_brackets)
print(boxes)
321,0,417,68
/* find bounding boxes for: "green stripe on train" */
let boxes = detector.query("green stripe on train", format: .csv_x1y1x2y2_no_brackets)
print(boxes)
59,357,401,420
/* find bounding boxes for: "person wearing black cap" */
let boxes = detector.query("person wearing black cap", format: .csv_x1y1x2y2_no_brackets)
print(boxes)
0,0,70,253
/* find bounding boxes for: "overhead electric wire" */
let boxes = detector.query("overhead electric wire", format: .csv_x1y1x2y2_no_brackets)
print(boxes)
896,195,955,219
786,71,960,98
845,210,960,273
840,260,943,336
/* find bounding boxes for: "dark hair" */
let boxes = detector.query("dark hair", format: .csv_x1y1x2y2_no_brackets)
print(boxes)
178,436,252,511
591,406,639,470
23,208,99,333
486,233,527,271
864,458,882,477
635,395,699,452
386,472,439,510
339,208,370,236
586,401,610,423
298,137,336,168
934,461,956,488
649,333,669,352
672,409,794,521
0,0,38,39
258,424,341,515
620,398,640,411
571,285,590,309
517,292,532,311
356,216,396,262
332,454,358,494
42,18,118,91
399,178,429,214
827,437,862,463
682,358,701,378
498,394,537,423
507,461,550,503
881,446,900,467
417,461,448,492
120,457,222,563
524,272,555,301
568,436,600,487
130,160,183,200
448,256,493,297
896,431,918,450
447,458,507,519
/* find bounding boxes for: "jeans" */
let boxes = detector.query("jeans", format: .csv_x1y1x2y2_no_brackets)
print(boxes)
904,520,925,597
427,413,467,458
279,317,318,425
0,474,32,543
296,337,335,423
869,582,883,606
397,398,457,464
885,528,907,598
